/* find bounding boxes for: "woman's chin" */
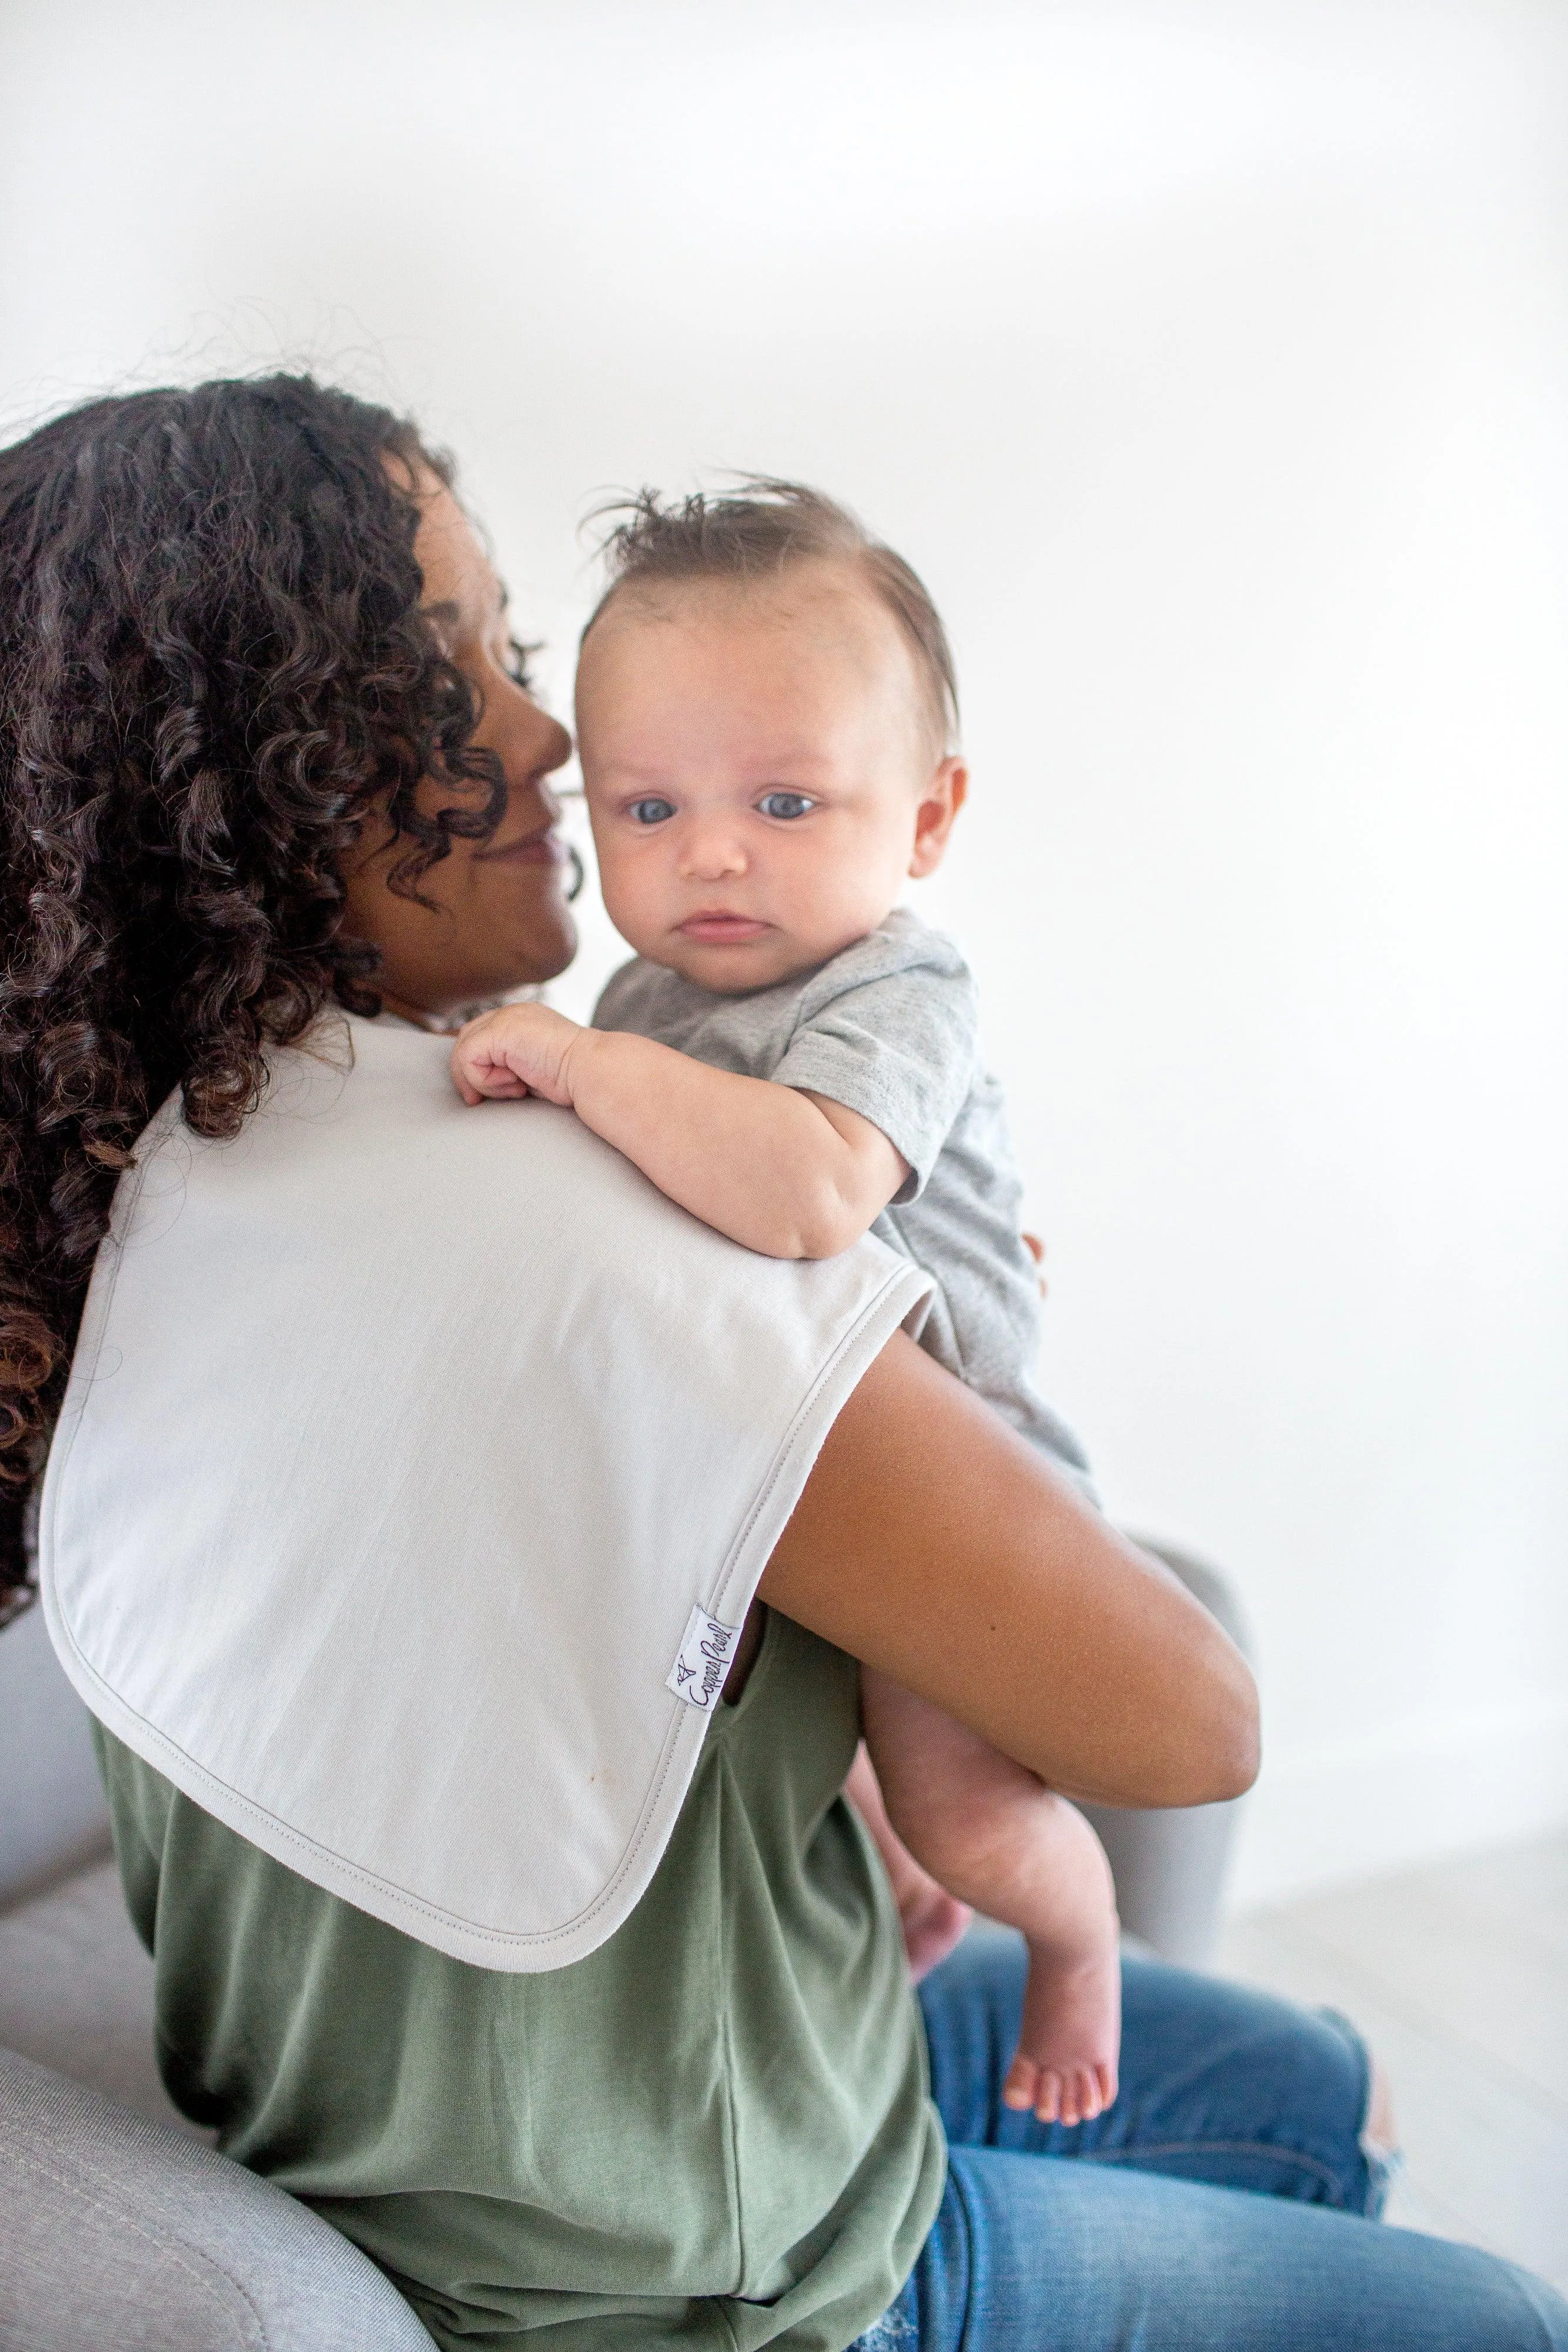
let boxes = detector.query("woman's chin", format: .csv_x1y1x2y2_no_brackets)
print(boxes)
530,906,579,984
495,911,577,994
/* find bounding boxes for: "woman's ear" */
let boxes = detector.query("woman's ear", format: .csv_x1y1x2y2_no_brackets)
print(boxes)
908,757,968,878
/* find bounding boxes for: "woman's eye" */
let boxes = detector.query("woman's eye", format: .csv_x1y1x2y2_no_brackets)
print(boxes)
505,637,539,691
757,791,815,820
629,797,677,826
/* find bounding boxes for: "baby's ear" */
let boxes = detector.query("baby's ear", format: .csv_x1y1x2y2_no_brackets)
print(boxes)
908,757,968,879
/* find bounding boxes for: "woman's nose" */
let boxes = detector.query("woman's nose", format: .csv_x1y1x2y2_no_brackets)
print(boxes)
510,711,573,823
509,763,565,835
531,710,573,783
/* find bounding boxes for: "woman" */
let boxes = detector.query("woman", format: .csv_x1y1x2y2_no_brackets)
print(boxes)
2,377,1560,2352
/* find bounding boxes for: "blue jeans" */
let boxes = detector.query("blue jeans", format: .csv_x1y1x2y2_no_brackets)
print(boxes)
854,1928,1568,2352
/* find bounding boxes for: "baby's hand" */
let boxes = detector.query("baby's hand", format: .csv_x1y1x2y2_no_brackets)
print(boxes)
451,1003,586,1108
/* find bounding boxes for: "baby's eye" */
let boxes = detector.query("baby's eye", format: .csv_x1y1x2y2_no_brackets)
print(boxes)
628,797,677,826
757,791,816,820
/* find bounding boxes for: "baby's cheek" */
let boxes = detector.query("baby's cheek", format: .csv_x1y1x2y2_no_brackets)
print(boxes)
803,858,901,946
596,845,667,949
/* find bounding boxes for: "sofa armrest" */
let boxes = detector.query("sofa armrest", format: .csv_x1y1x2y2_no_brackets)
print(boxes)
0,2044,437,2351
1074,1536,1256,1967
0,1599,111,1909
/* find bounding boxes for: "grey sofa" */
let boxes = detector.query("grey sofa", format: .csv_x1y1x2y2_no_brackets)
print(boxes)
0,1543,1249,2350
0,1602,439,2351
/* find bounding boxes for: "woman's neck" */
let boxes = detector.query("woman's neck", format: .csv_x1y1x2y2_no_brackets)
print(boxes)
376,990,447,1033
376,987,542,1034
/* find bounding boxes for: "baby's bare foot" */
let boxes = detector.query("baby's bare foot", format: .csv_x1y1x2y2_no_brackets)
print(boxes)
1002,1939,1122,2126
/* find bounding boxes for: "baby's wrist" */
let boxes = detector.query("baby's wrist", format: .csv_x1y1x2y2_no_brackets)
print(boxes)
556,1017,605,1108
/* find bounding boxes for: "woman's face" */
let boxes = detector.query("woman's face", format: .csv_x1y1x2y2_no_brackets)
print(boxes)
341,476,577,1021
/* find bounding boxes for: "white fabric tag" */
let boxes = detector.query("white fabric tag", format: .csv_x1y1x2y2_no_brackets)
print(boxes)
666,1606,743,1711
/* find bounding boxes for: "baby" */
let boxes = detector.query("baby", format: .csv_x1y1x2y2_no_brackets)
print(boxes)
452,483,1120,2126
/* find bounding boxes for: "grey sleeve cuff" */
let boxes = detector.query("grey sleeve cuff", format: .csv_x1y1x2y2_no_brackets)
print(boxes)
773,1030,949,1197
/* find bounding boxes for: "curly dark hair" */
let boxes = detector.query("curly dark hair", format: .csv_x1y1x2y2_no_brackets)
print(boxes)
0,373,506,1619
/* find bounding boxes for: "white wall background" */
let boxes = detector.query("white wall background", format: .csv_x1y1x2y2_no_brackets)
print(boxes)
4,0,1565,1906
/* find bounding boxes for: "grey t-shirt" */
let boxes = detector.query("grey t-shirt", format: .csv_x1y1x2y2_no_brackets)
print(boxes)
593,908,1091,1486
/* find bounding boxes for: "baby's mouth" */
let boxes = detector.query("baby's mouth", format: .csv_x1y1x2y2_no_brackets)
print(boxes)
676,913,773,945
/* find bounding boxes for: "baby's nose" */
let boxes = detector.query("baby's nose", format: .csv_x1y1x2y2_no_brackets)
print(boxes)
678,824,748,881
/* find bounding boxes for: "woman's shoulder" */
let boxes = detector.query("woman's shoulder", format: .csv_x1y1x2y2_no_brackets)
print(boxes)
47,1009,930,1976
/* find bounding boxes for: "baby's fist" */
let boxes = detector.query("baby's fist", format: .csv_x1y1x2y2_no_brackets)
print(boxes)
450,1003,584,1109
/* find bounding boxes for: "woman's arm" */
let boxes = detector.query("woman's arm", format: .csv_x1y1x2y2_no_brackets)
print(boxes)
758,1331,1259,1809
451,1003,907,1258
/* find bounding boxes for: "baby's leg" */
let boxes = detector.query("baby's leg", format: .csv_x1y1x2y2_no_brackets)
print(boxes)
862,1666,1121,2125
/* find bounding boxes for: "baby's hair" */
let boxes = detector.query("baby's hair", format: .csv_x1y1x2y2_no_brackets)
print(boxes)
583,479,959,754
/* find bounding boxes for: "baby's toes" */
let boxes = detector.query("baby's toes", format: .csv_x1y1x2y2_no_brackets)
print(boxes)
1095,2062,1119,2112
1002,2055,1040,2114
1059,2072,1100,2128
1032,2072,1062,2124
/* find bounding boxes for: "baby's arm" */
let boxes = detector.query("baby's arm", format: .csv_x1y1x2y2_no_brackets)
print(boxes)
451,1003,908,1259
862,1669,1122,2124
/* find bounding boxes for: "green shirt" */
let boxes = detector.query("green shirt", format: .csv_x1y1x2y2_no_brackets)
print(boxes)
96,1611,946,2352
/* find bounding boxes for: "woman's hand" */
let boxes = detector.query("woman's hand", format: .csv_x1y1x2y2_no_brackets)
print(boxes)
845,1742,972,1980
